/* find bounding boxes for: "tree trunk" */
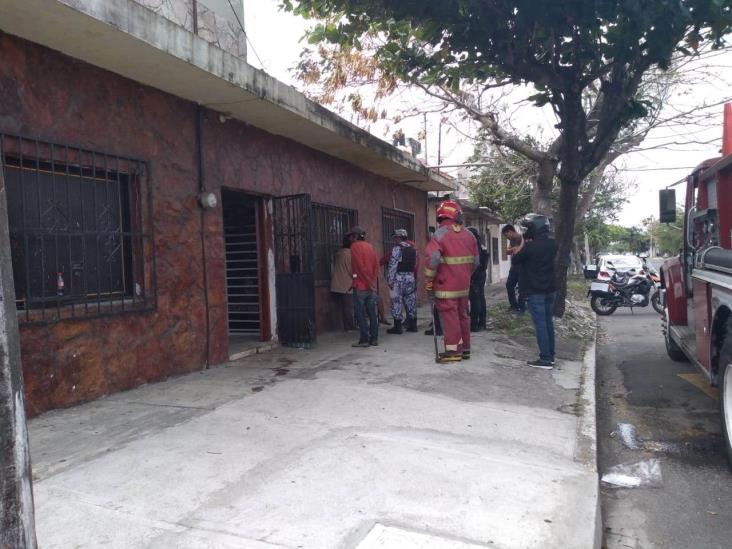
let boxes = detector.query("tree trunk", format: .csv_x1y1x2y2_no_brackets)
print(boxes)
553,179,582,317
531,185,552,216
531,157,556,216
572,238,585,273
0,167,37,548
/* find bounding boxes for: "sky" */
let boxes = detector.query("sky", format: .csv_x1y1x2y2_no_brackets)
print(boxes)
242,0,732,226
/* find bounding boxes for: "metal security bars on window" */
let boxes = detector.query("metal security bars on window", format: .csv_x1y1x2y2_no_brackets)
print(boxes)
0,134,156,324
381,207,415,264
312,203,357,287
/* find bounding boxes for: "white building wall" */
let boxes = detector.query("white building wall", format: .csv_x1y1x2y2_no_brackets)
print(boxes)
135,0,247,58
497,224,512,282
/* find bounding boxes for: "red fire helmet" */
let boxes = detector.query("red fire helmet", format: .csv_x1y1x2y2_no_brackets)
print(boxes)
436,200,461,221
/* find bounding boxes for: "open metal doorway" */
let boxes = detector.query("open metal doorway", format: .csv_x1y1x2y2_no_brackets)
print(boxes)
222,190,264,354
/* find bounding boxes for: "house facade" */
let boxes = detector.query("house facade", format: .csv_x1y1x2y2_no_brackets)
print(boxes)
0,0,451,416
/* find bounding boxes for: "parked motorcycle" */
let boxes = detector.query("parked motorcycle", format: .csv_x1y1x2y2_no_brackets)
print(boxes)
639,257,664,315
588,262,662,315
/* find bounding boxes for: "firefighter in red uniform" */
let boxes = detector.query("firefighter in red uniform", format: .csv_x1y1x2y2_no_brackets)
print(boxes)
424,200,479,363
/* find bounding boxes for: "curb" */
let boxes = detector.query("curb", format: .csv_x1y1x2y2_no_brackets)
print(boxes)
576,327,598,471
575,320,601,549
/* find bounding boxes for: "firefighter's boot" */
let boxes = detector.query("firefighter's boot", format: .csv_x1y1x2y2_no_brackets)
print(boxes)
436,350,462,364
387,320,403,334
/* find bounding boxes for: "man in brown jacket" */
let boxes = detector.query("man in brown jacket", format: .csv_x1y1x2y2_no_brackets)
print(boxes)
330,237,355,331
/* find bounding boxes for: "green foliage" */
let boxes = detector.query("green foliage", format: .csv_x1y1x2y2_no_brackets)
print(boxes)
467,137,632,227
283,1,732,112
466,138,540,222
653,222,684,256
644,210,684,255
283,0,732,314
590,224,650,254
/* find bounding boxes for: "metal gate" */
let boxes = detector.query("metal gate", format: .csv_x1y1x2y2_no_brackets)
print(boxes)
272,194,316,346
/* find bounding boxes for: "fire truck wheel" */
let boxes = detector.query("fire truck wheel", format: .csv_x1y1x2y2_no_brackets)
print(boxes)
719,336,732,470
663,310,687,362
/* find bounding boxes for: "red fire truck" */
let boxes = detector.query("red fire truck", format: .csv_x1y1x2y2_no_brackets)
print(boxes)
659,105,732,469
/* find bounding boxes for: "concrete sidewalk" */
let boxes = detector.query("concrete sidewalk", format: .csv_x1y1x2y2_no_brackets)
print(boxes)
28,319,600,548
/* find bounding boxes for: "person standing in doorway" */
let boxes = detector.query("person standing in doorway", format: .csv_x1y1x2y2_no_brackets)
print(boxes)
510,214,558,369
502,224,525,313
386,229,418,334
330,236,356,331
467,227,489,332
348,226,380,347
424,200,479,363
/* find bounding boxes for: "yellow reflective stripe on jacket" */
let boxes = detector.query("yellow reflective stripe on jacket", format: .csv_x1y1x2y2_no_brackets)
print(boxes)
440,255,475,265
434,289,469,299
423,267,437,277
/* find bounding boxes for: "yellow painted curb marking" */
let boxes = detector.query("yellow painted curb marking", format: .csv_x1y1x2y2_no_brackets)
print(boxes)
677,373,719,401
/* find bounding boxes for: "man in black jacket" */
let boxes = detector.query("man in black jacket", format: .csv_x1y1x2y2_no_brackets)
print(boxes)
511,214,558,369
467,227,489,332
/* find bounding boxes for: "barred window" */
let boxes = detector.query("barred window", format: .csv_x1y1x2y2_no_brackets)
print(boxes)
492,237,499,265
1,134,155,323
381,207,415,264
501,233,509,261
312,202,357,287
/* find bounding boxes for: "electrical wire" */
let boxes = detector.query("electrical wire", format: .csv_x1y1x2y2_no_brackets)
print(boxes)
225,0,268,70
619,166,696,172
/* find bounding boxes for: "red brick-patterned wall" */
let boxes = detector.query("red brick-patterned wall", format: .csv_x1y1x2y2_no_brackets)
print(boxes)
0,33,427,416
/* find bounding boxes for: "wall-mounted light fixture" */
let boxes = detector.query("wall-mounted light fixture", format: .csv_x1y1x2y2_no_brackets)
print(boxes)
198,191,218,210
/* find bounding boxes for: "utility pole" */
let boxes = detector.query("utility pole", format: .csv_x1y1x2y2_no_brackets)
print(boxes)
437,120,443,175
0,164,37,548
423,113,429,164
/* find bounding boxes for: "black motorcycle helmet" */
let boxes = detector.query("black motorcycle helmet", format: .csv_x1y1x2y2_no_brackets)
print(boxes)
519,213,551,239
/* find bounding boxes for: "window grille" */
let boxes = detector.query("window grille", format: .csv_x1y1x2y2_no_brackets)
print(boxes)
1,134,155,323
312,202,357,287
492,237,499,265
381,207,415,265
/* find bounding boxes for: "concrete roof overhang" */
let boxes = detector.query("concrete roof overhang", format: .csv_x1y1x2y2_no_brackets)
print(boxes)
0,0,454,192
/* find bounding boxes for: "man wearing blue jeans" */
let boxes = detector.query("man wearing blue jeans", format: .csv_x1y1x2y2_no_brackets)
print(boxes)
526,292,556,366
511,214,558,369
347,226,380,347
353,289,379,345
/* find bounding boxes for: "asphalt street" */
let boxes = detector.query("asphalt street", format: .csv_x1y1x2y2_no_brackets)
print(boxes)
597,304,732,549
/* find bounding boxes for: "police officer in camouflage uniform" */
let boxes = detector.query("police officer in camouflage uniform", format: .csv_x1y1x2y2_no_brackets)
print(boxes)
386,229,418,334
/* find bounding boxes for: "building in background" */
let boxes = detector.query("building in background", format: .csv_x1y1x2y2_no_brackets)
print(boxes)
0,0,452,415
